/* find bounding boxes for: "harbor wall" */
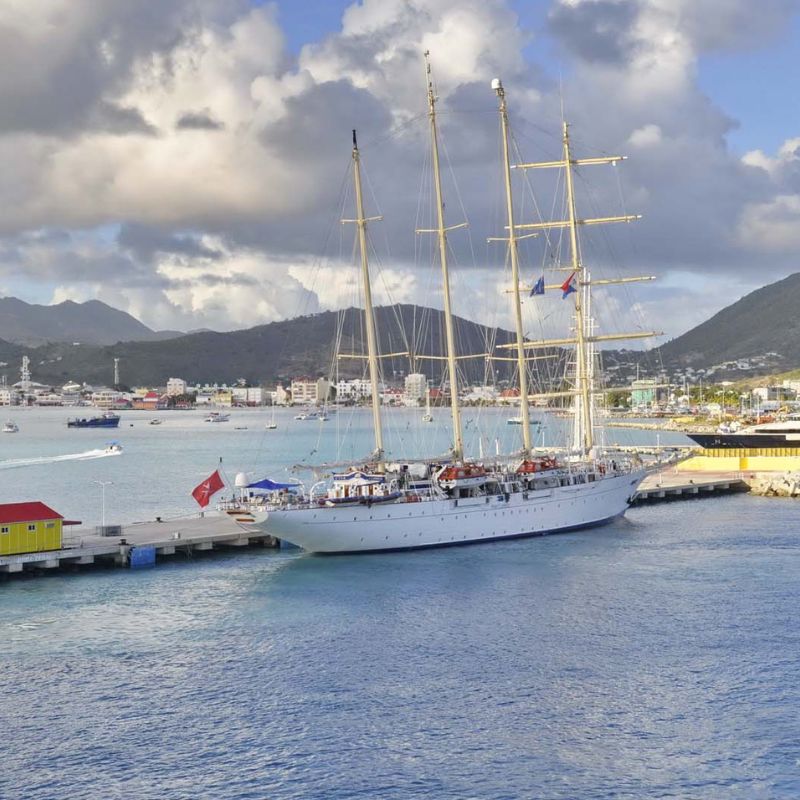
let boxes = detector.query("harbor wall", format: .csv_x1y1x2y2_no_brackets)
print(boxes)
676,454,800,473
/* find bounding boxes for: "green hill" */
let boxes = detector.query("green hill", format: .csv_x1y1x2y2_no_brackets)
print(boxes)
0,305,519,388
658,272,800,368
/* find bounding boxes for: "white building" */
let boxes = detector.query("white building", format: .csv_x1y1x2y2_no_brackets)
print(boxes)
0,388,19,406
232,386,264,406
166,377,187,397
91,389,126,409
271,384,290,406
404,373,427,406
335,378,372,403
291,377,331,405
464,385,498,404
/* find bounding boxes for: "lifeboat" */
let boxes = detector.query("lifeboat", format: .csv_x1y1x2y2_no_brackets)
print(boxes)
436,463,488,491
516,456,559,475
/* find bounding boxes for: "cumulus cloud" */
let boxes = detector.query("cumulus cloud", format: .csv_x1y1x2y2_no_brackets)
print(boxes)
0,0,798,342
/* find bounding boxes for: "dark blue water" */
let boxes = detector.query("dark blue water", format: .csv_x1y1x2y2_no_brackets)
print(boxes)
2,494,799,799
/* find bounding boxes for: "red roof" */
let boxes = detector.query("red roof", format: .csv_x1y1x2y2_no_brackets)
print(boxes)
0,502,63,524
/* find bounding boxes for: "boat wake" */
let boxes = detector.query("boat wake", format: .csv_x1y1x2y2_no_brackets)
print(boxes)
0,448,122,470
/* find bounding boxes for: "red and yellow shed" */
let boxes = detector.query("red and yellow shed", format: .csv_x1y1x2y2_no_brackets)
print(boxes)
0,502,63,556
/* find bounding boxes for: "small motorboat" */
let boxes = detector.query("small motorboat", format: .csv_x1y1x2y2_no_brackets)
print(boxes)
204,412,230,423
266,422,278,430
234,426,249,430
2,420,19,433
105,442,123,454
149,418,162,426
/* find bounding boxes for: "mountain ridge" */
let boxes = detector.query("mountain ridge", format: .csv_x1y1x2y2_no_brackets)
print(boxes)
0,296,183,346
2,272,799,387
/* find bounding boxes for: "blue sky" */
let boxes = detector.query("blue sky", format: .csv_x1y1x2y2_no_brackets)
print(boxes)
697,13,800,154
271,0,800,154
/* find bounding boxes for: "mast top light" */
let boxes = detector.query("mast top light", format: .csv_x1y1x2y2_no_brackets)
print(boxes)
491,78,502,91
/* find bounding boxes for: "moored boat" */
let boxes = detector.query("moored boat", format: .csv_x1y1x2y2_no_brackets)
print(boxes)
67,412,120,429
688,418,800,449
204,412,230,423
2,420,19,433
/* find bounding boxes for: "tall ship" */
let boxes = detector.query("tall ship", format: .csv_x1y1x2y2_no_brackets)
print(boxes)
67,412,120,429
228,55,656,554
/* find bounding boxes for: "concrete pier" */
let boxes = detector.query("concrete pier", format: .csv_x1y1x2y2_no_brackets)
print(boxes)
632,470,749,504
0,513,279,577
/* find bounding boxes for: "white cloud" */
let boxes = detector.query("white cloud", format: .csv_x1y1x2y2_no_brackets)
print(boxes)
628,124,662,148
0,0,799,341
738,194,800,251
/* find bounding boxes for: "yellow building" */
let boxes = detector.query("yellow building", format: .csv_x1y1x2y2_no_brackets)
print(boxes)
0,501,63,556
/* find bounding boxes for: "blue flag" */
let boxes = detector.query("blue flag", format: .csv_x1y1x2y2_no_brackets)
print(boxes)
530,275,545,296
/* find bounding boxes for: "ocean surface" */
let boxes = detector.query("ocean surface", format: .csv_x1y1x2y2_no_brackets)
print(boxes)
2,408,799,798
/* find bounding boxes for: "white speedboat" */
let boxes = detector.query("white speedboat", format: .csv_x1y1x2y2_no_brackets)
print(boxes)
105,442,123,454
149,418,162,425
2,420,19,433
204,412,230,423
225,60,652,554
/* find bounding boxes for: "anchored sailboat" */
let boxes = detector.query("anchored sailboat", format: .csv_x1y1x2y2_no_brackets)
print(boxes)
228,55,653,554
422,385,433,423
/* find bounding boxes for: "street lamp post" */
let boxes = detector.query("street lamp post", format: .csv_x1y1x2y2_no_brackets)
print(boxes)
92,480,114,531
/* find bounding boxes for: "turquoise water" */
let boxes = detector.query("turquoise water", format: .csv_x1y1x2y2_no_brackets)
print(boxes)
3,410,798,798
2,496,799,798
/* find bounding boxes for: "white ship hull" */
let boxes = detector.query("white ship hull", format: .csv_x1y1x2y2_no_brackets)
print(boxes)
253,470,645,554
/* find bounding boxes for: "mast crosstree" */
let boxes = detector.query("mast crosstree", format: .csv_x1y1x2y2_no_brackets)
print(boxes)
499,115,661,455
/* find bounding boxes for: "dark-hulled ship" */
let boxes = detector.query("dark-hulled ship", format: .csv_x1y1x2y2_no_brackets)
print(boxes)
67,412,121,429
688,419,800,450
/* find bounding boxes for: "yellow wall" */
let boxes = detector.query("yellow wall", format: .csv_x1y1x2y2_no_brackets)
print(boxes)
677,454,800,473
0,518,62,556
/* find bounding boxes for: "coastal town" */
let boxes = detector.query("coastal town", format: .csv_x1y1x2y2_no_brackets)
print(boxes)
2,353,799,420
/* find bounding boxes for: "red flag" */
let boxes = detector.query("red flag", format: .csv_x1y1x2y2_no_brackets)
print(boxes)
192,469,224,508
560,271,577,299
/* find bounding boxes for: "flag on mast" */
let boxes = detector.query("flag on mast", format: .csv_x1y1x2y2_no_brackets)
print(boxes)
530,275,545,296
560,271,577,299
191,469,224,508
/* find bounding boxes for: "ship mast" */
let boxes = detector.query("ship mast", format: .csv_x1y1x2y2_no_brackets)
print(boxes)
562,122,593,453
348,130,384,462
494,78,533,456
502,124,653,458
423,52,464,460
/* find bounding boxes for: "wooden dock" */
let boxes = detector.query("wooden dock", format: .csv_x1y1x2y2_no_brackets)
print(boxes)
632,470,749,504
0,513,278,576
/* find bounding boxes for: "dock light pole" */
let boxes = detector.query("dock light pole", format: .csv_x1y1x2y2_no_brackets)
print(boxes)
92,480,113,530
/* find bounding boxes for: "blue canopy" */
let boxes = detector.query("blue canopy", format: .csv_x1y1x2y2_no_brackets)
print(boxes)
247,477,301,492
